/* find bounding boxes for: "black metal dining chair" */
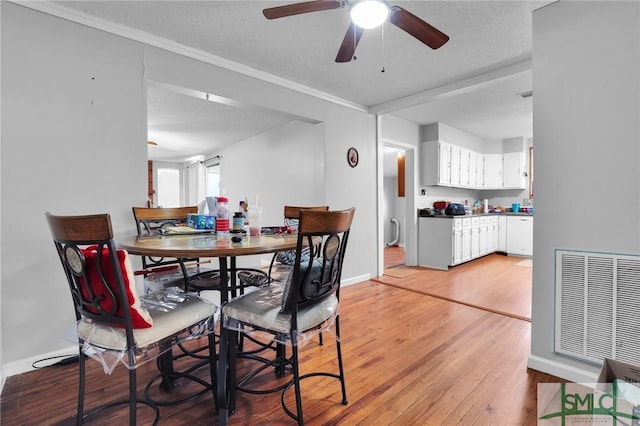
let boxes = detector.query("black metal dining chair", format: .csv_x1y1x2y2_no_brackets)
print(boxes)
46,212,217,425
132,206,222,293
237,205,330,290
218,207,355,425
262,205,330,282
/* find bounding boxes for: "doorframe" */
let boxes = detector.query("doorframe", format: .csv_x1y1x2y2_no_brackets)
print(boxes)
377,122,418,276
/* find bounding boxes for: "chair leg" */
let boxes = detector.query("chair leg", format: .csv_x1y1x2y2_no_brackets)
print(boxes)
267,253,277,282
77,348,86,426
275,343,286,378
216,332,229,425
290,340,304,426
128,361,137,425
179,259,191,292
335,316,348,405
157,343,175,392
228,329,238,414
217,327,237,426
208,331,218,411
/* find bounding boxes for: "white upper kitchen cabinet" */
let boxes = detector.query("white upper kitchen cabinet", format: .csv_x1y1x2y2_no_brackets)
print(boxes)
423,140,451,186
483,154,503,188
438,141,451,185
476,153,485,188
469,150,478,188
503,152,526,189
449,144,461,186
459,147,470,188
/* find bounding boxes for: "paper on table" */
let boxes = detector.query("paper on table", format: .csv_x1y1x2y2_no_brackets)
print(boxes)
198,200,207,214
206,196,216,215
164,226,213,235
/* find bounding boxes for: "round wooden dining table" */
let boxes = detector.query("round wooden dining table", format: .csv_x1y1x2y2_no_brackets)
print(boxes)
118,231,299,302
118,231,299,261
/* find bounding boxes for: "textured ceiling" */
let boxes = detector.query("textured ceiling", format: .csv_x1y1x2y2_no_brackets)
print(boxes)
46,0,550,161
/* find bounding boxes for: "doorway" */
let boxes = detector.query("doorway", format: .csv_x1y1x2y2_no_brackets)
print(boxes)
382,145,406,269
379,137,418,274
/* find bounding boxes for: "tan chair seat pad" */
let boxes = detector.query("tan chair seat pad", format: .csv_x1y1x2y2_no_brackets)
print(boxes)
222,284,338,335
78,294,215,351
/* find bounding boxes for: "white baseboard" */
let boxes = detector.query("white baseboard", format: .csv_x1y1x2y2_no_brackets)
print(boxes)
342,273,371,287
527,354,600,383
4,345,78,378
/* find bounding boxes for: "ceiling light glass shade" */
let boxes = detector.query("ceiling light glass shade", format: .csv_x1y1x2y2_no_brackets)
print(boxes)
350,0,389,29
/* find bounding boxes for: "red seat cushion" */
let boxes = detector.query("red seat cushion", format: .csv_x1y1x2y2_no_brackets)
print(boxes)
80,246,153,328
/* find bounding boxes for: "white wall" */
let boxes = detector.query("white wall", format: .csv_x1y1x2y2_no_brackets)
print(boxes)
216,120,325,226
423,122,485,152
0,3,376,376
2,4,148,376
529,1,640,382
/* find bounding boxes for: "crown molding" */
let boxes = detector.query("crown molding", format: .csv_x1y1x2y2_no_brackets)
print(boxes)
11,1,369,113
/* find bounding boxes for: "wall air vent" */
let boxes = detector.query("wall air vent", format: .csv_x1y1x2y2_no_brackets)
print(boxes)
555,250,640,365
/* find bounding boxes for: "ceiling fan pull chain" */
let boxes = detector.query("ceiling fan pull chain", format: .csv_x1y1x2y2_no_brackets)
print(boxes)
380,24,385,73
353,23,358,61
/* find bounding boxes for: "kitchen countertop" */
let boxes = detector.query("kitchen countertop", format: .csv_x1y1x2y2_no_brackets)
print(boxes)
420,212,533,219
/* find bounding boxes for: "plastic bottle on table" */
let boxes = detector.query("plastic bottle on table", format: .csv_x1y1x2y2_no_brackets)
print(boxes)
215,196,229,236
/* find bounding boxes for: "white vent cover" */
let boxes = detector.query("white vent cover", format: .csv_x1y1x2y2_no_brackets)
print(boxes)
555,250,640,365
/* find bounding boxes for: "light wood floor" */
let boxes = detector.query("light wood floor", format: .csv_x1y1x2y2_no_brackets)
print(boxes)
379,253,532,321
1,255,559,425
384,245,405,269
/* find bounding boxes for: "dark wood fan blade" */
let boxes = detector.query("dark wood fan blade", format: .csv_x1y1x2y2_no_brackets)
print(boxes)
263,0,343,19
335,22,365,63
388,6,449,49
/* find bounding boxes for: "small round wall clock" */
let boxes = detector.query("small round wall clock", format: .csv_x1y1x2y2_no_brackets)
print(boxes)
347,147,359,168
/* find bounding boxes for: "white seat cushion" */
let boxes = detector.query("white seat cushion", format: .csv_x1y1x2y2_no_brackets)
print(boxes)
77,293,216,351
222,283,338,335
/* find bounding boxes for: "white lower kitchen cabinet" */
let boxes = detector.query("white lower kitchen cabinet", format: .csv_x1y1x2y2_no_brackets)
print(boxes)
487,216,499,253
479,216,488,256
453,225,463,264
418,217,456,270
461,217,472,262
498,216,507,252
419,214,533,270
505,216,533,256
419,216,497,270
470,217,480,258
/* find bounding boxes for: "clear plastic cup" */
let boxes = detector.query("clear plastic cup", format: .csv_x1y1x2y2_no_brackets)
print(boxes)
248,204,263,237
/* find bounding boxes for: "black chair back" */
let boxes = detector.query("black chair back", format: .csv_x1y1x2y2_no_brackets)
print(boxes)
46,213,134,330
286,208,355,317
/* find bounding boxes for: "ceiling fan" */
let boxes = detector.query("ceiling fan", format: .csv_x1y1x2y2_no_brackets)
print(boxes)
263,0,449,63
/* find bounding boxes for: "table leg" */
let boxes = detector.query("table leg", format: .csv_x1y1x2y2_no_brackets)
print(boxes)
158,342,175,391
217,256,231,425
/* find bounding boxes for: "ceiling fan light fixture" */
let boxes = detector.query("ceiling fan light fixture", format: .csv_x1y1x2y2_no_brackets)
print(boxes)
350,0,389,29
